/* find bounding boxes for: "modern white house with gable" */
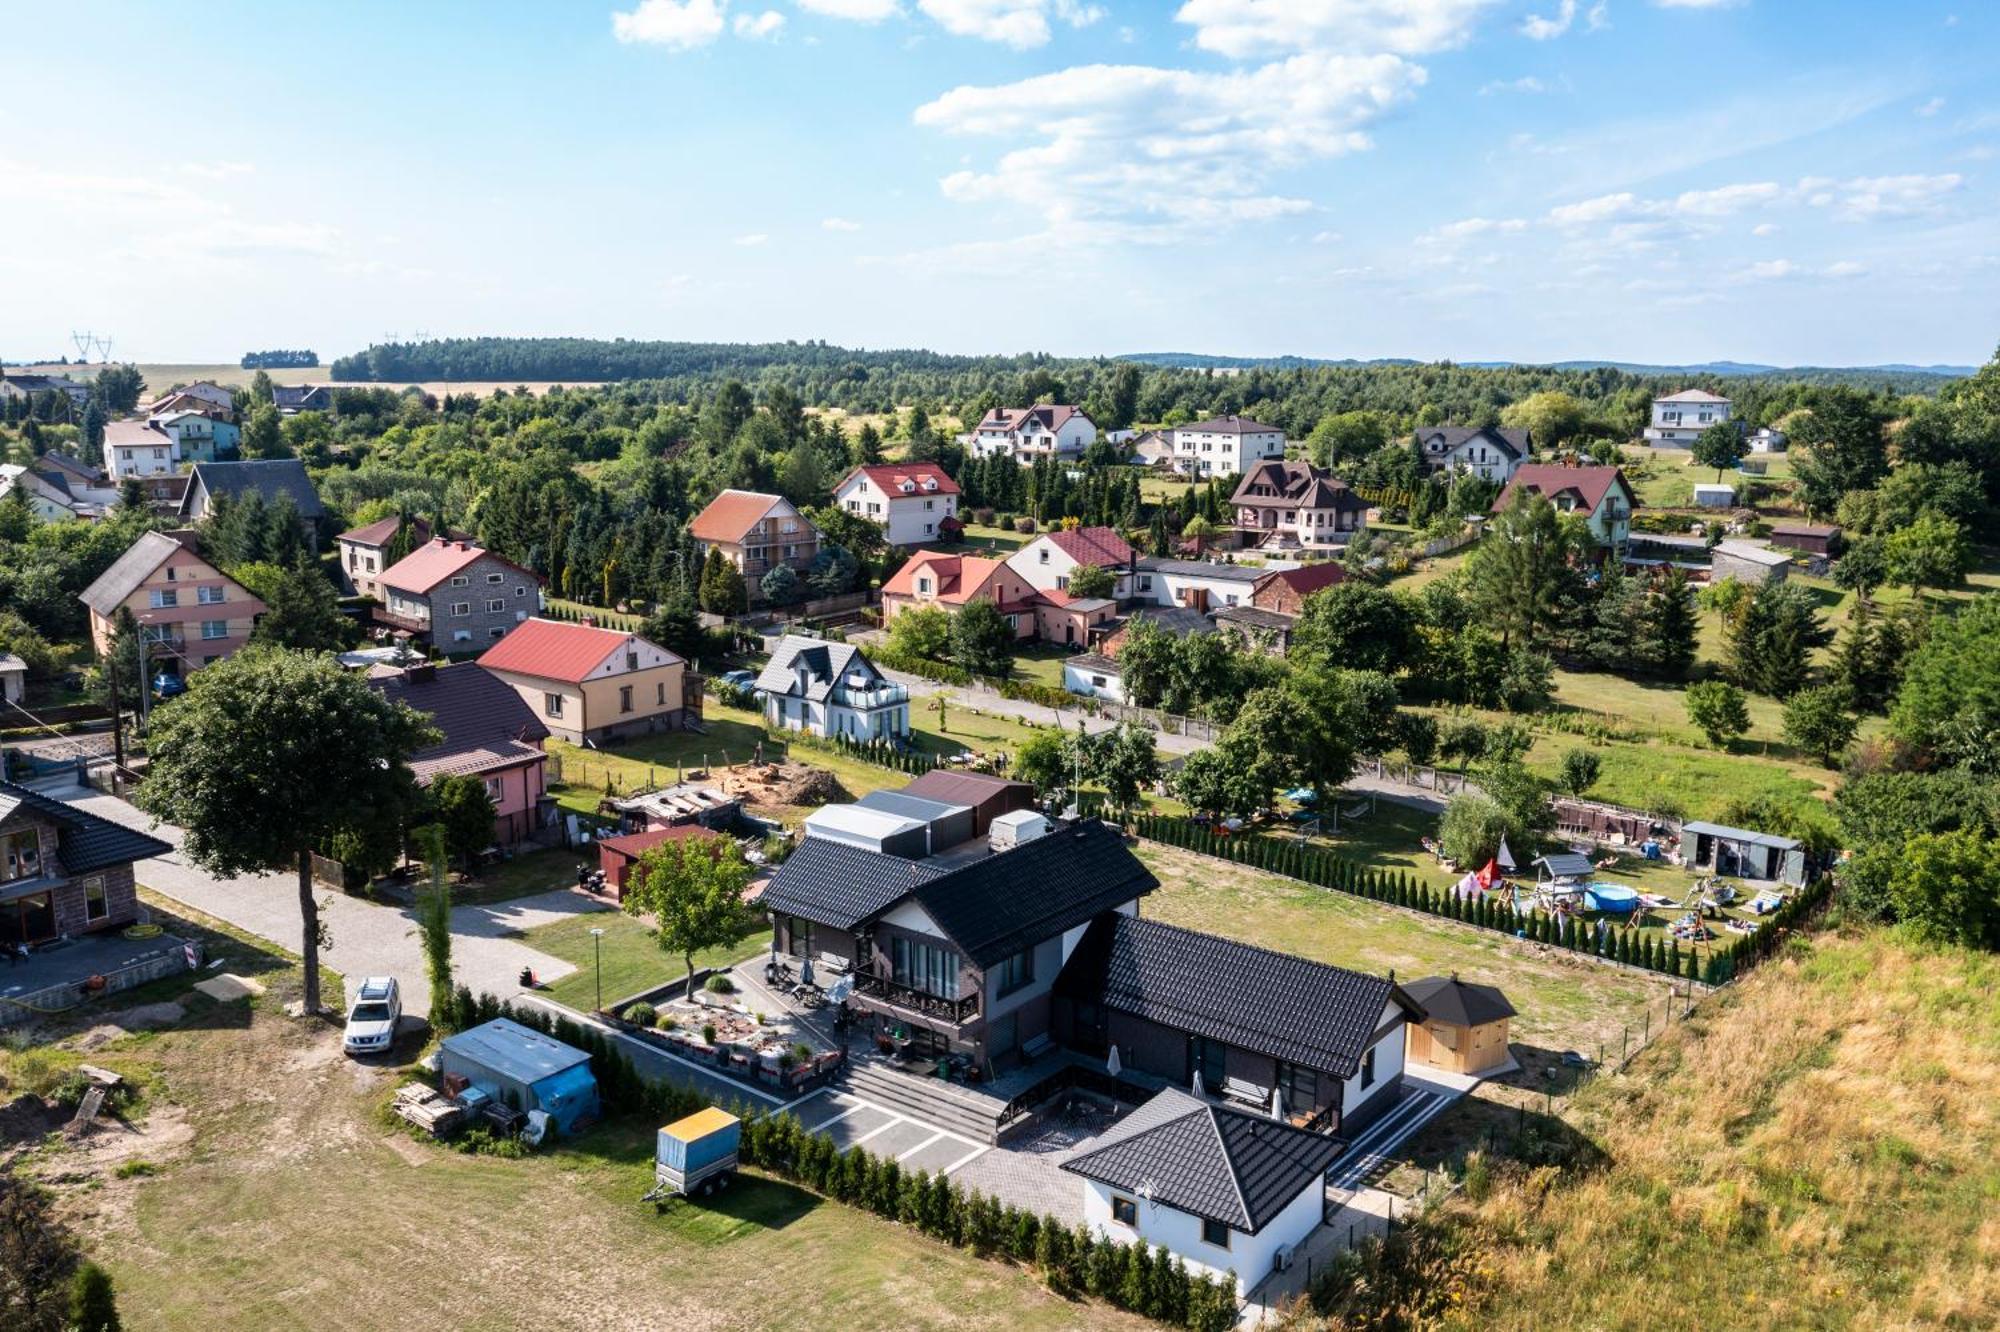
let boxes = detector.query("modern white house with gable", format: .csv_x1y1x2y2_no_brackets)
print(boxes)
963,405,1098,463
1645,390,1733,446
755,635,910,741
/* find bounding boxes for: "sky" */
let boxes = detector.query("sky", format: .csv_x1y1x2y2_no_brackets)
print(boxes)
2,0,1996,368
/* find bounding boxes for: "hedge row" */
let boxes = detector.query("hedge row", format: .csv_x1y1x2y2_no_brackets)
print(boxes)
439,992,1235,1330
785,729,942,775
870,645,1088,714
868,645,976,687
1131,814,1833,987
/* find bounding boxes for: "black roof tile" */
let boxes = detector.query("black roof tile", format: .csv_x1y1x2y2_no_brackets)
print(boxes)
0,782,172,875
760,837,942,931
912,820,1156,967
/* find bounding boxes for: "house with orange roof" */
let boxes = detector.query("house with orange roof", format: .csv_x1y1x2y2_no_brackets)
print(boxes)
688,489,820,587
832,462,960,546
881,550,1041,640
1008,525,1139,600
477,616,696,746
375,537,543,652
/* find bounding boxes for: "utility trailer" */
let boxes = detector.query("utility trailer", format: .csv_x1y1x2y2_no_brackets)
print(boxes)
644,1108,741,1205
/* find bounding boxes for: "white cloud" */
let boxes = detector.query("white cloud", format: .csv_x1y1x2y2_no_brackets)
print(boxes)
733,9,786,38
1312,229,1343,243
1172,0,1494,59
1547,191,1641,225
1810,173,1963,220
1480,75,1547,95
1669,180,1781,215
176,161,255,180
1916,96,1945,117
612,0,726,49
1422,216,1528,242
1752,222,1780,236
821,216,863,231
1729,258,1867,284
1825,260,1867,279
918,0,1104,48
797,0,901,18
1737,258,1801,281
734,232,770,245
915,53,1423,233
1520,0,1575,40
1586,1,1609,29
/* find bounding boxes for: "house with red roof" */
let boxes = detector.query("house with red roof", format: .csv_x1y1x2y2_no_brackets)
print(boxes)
963,404,1097,464
1008,525,1139,599
477,617,695,745
880,551,1042,641
336,514,432,599
1249,562,1345,616
368,661,551,845
376,537,543,652
597,824,722,901
832,462,960,546
1492,463,1637,553
687,489,820,588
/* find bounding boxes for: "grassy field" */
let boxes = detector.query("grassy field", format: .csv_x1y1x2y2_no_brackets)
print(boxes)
1370,926,2000,1331
1136,842,1674,1059
14,952,1141,1332
452,846,582,907
955,522,1030,552
525,909,768,1012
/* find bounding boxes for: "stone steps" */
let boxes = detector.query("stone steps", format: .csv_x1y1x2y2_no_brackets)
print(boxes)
837,1059,1009,1144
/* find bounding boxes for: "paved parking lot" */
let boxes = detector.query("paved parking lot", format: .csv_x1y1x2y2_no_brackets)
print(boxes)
791,1089,988,1177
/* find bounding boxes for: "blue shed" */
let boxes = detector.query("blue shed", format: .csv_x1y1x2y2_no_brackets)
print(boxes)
438,1018,600,1136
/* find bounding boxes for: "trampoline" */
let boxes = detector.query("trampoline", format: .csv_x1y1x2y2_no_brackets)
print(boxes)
1585,882,1640,914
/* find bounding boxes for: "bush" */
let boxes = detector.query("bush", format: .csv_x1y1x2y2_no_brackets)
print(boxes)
622,1001,657,1027
657,1014,678,1031
701,1022,717,1045
704,974,734,994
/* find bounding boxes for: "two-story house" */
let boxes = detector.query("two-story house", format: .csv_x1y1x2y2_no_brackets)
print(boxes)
832,463,960,547
1413,425,1529,482
148,409,240,464
965,405,1097,463
688,490,821,586
1229,460,1370,550
375,538,543,652
0,782,171,947
1644,389,1732,446
142,381,235,418
335,515,433,599
1171,416,1286,479
477,617,696,746
178,459,326,549
103,420,179,482
272,384,333,415
881,551,1042,640
1008,526,1139,600
79,530,267,679
1492,463,1638,555
755,635,910,741
369,661,551,846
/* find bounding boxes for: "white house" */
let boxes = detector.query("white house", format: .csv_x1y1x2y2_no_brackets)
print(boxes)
832,462,959,547
1170,415,1286,479
1008,525,1138,600
103,420,180,481
0,464,104,523
1747,424,1787,453
754,635,910,741
964,404,1097,463
1062,651,1127,703
1135,556,1266,612
1412,425,1530,483
1645,390,1733,446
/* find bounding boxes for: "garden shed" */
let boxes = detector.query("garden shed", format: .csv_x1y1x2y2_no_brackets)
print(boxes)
802,803,930,859
1401,975,1517,1077
901,769,1036,837
855,789,976,854
1710,541,1790,586
437,1018,600,1135
1682,821,1807,887
1691,483,1737,509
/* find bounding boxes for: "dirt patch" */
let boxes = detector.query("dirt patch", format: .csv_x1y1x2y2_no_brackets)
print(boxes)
379,1132,431,1166
71,1001,187,1051
0,1092,62,1146
724,760,846,808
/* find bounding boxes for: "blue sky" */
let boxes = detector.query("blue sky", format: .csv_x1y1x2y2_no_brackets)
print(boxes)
4,0,1995,366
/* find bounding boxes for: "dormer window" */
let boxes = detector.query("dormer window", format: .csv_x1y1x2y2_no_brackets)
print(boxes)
917,578,931,593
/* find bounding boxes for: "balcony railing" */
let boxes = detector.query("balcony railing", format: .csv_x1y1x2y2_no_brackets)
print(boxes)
854,973,979,1025
832,681,910,710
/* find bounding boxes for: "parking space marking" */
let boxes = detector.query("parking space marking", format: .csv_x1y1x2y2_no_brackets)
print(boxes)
853,1114,912,1147
808,1099,874,1132
895,1130,946,1162
940,1143,990,1176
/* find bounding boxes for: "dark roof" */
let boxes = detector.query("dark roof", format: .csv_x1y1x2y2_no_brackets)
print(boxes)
912,820,1157,968
1212,605,1294,632
1061,1088,1345,1233
0,782,172,874
1112,606,1216,642
1230,460,1367,511
272,385,330,410
184,459,324,520
368,663,548,783
901,769,1035,811
756,635,877,701
1415,425,1530,462
759,837,943,931
339,515,432,548
78,530,196,616
1401,975,1516,1027
1136,557,1265,584
1057,914,1411,1079
1178,416,1281,436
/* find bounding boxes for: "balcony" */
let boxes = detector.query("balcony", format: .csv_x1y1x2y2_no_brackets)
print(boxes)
854,972,979,1025
832,680,910,710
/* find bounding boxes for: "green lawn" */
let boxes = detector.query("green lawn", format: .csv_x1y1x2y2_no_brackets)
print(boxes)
524,908,768,1013
955,522,1029,552
451,846,580,907
1009,643,1073,688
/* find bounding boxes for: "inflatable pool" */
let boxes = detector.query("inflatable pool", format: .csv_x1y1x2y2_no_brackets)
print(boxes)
1585,882,1640,913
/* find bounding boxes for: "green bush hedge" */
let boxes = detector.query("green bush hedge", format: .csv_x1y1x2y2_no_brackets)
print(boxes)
1129,814,1832,986
786,728,941,775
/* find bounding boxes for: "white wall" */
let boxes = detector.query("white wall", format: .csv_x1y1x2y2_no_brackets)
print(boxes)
1063,660,1125,703
1438,441,1519,483
1341,1005,1409,1118
836,474,957,546
1154,570,1257,609
1082,1177,1322,1296
879,898,949,940
1171,428,1285,479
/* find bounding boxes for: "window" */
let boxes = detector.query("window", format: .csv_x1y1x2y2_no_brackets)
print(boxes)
165,565,178,582
619,685,633,714
83,876,108,923
366,556,376,572
1038,548,1050,564
1278,1062,1317,1113
626,651,639,672
890,936,960,999
544,693,565,718
149,589,178,609
1201,1219,1231,1249
452,629,471,643
1110,1196,1138,1227
450,602,471,616
484,776,504,800
486,571,503,583
783,915,815,959
197,585,225,604
486,598,504,612
489,627,506,639
993,948,1032,997
1,829,43,883
656,682,667,705
515,585,527,597
1360,1047,1377,1089
450,575,470,587
201,620,228,640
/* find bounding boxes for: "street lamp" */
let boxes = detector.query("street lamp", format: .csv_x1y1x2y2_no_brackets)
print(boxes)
589,926,605,1013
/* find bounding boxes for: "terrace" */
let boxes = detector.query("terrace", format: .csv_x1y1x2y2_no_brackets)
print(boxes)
0,929,199,1030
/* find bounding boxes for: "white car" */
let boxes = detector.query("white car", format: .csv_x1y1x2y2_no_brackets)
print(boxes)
343,976,401,1056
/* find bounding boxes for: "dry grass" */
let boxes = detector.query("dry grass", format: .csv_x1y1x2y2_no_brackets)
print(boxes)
1397,926,2000,1331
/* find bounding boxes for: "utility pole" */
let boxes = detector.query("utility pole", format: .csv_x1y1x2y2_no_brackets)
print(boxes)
134,623,150,731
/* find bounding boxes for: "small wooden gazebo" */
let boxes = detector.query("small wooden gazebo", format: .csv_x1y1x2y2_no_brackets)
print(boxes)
1402,974,1517,1077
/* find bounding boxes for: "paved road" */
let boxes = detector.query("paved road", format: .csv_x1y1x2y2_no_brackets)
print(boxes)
66,789,602,1017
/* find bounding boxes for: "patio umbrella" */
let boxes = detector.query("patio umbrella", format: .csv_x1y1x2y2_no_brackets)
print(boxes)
799,957,815,988
1106,1044,1122,1077
1475,858,1498,889
826,974,853,1005
1269,1084,1284,1122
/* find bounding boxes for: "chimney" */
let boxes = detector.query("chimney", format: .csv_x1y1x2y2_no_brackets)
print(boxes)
408,662,437,685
